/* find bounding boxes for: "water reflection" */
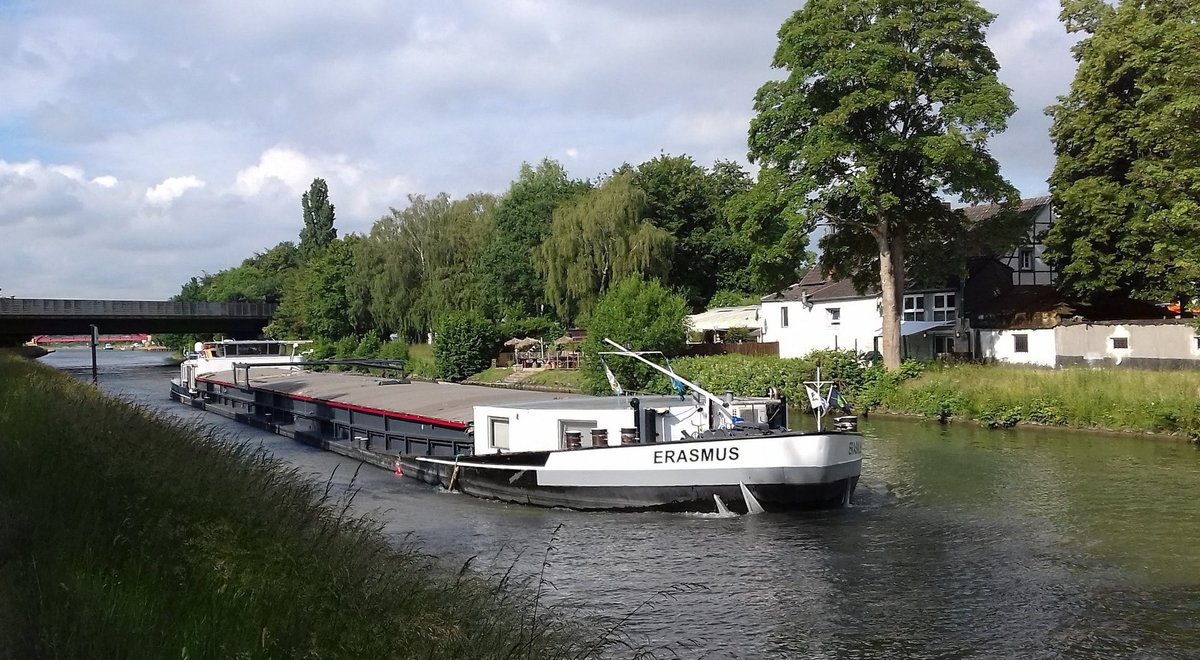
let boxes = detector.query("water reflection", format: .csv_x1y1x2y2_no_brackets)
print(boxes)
35,349,1200,658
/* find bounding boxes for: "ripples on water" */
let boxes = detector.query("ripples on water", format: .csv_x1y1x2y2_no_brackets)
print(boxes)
40,349,1200,658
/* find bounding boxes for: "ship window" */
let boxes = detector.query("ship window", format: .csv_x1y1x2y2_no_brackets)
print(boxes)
1014,334,1029,353
559,420,597,449
489,417,510,449
1112,337,1129,350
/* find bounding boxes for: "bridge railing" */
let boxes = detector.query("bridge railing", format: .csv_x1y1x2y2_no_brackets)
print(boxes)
0,299,276,318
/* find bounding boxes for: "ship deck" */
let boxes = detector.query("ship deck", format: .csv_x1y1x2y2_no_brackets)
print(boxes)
197,368,587,426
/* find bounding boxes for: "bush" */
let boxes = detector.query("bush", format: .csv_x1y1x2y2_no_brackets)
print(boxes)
434,314,496,381
723,326,752,344
378,339,409,362
580,278,688,395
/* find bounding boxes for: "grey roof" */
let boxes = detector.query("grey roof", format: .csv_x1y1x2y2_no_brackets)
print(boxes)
962,194,1051,223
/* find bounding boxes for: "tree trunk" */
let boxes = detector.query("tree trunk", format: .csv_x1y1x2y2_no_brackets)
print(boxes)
875,224,905,370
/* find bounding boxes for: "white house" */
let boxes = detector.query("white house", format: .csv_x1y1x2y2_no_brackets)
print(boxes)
762,196,1060,361
760,269,962,359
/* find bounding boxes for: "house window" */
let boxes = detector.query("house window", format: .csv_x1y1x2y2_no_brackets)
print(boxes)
903,295,925,321
1019,247,1034,271
781,306,789,328
1112,337,1129,350
932,293,957,322
828,308,841,325
1014,334,1029,353
489,417,510,450
1195,336,1200,350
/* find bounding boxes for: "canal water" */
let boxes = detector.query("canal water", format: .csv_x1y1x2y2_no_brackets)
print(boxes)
41,349,1200,658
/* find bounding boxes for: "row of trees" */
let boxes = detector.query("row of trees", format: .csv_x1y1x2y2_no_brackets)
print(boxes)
172,157,811,350
169,0,1198,371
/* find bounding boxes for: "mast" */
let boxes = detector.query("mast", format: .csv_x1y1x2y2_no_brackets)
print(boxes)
601,338,736,426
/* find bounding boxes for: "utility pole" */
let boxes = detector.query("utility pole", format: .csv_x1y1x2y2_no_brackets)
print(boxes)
90,324,98,385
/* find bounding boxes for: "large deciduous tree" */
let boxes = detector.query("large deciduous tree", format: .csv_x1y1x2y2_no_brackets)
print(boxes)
478,159,589,318
534,173,674,323
749,0,1018,369
631,155,754,310
299,178,337,261
1043,0,1200,308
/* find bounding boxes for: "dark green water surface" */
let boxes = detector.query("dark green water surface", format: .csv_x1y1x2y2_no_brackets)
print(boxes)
42,350,1200,658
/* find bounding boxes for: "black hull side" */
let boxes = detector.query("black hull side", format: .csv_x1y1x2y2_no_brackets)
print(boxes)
399,457,857,513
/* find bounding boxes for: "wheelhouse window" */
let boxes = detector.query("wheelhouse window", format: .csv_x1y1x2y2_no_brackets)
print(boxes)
489,417,510,450
1014,334,1029,353
781,306,789,328
827,308,841,325
1019,247,1034,271
1112,337,1129,350
903,295,925,321
932,293,957,322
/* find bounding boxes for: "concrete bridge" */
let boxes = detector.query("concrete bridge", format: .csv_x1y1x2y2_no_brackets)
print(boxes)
0,298,276,337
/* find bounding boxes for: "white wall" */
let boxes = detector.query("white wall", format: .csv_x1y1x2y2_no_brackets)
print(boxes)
473,401,704,454
762,297,881,358
978,328,1056,367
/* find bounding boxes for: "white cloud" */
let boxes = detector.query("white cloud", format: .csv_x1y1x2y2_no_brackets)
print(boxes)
0,0,1081,298
145,175,205,205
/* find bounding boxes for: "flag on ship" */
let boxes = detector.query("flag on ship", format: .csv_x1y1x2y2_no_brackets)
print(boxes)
603,361,623,395
805,385,827,413
827,385,852,414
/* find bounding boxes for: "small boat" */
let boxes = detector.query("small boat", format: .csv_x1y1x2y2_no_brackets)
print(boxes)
170,339,311,405
400,340,862,512
103,343,114,350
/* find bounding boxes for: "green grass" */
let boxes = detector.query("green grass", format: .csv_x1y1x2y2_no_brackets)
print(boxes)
0,352,626,659
406,342,436,378
466,367,514,384
524,369,585,391
880,363,1200,436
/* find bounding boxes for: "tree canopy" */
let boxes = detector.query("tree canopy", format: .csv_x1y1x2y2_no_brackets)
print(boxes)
748,0,1018,368
1043,0,1200,306
534,173,674,323
579,277,688,396
478,159,590,318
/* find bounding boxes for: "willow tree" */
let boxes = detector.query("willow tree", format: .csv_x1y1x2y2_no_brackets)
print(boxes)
354,193,495,340
749,0,1018,369
1044,0,1200,308
534,173,674,323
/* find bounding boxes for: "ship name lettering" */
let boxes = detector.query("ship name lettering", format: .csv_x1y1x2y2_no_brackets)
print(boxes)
653,446,740,464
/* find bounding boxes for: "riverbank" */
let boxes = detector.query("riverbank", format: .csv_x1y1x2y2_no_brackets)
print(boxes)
871,362,1200,438
0,353,613,659
576,352,1200,439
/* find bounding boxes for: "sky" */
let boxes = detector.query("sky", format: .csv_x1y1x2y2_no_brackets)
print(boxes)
0,0,1078,300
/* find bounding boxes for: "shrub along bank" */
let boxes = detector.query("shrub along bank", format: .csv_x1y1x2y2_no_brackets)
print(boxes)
0,352,616,660
655,353,1200,438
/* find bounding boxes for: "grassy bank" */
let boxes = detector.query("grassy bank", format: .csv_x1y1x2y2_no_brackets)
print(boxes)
0,352,618,659
875,363,1200,436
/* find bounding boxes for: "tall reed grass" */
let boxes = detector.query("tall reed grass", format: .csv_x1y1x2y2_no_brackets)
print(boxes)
879,363,1200,436
0,352,623,659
